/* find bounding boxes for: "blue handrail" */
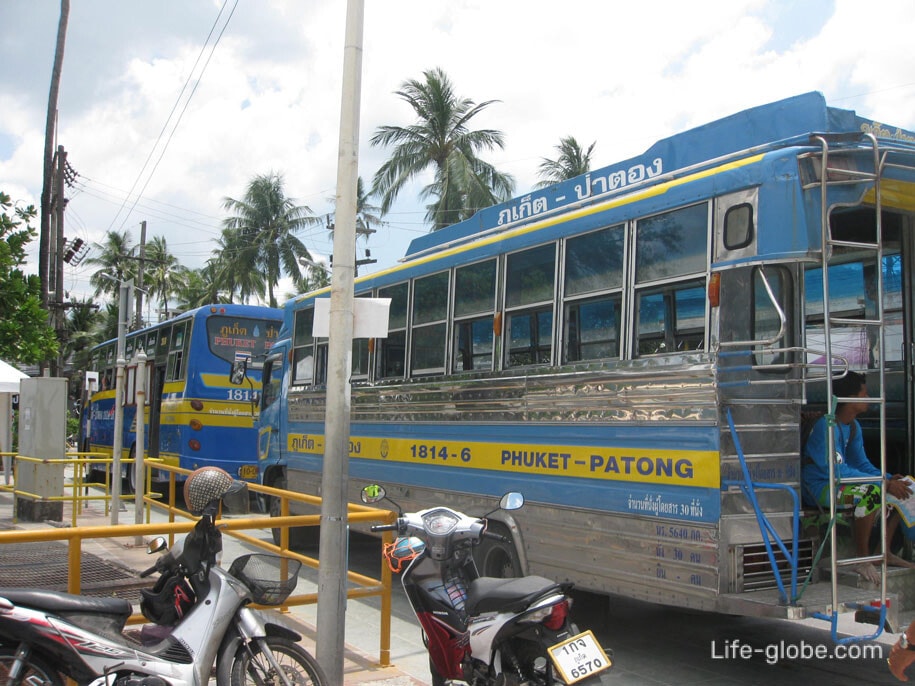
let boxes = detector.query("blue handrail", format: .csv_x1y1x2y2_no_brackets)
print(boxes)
723,408,887,643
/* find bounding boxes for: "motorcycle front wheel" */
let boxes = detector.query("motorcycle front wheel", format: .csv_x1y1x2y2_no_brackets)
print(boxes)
229,636,327,686
0,647,63,686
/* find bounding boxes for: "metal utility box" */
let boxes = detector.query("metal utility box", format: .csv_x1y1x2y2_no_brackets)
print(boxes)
16,377,67,522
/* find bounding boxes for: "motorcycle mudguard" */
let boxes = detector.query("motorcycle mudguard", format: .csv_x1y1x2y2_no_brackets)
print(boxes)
214,610,303,684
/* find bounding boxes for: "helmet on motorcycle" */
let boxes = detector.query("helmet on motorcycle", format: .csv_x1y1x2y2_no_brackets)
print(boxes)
140,573,196,626
382,536,426,573
184,466,236,515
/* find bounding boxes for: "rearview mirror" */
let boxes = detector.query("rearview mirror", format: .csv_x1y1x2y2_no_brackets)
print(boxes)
229,358,248,385
500,492,524,511
147,536,168,554
361,484,386,504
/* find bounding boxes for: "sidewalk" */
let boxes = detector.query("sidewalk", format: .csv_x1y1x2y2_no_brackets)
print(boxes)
0,489,429,686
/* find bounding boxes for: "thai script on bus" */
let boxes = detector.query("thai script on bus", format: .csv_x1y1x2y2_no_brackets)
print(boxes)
496,157,664,226
860,121,915,144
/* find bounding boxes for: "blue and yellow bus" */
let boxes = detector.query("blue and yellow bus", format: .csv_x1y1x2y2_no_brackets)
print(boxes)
81,304,281,488
258,92,915,632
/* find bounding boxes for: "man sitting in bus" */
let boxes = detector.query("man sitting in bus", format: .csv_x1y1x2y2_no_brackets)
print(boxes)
802,371,915,583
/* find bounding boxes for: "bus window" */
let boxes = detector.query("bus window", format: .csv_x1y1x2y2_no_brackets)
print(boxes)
634,204,709,356
508,308,553,366
293,308,315,384
378,282,408,379
563,225,625,362
261,354,282,409
206,315,278,368
352,338,370,379
565,296,622,361
804,253,903,369
635,204,708,282
752,266,792,367
505,244,556,367
166,322,187,381
454,318,494,371
411,271,449,376
636,280,706,355
453,259,497,373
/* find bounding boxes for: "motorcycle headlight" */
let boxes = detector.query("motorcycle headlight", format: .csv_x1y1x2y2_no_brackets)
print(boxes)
422,509,460,535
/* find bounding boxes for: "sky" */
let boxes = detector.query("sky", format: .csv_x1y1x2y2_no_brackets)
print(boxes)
2,0,915,313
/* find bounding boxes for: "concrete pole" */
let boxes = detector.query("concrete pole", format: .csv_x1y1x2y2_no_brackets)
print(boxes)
316,0,363,682
134,347,146,545
136,220,146,329
110,280,129,525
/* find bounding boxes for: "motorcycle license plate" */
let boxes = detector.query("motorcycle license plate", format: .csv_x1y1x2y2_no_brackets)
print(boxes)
548,630,611,684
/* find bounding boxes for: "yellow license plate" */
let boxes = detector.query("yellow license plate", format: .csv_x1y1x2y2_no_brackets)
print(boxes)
238,465,258,480
547,630,611,684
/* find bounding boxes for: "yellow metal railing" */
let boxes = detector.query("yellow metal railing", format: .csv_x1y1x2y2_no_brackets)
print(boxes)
0,456,396,667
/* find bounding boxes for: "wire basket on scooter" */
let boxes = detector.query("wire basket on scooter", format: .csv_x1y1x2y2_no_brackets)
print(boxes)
228,554,301,605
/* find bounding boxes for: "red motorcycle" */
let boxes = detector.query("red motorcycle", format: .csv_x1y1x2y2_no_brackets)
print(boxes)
362,484,613,686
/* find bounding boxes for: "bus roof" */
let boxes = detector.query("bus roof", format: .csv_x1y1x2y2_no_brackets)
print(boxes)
404,91,915,261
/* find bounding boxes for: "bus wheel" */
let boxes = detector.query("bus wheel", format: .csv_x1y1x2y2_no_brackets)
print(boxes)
269,477,319,550
122,447,136,495
472,523,522,578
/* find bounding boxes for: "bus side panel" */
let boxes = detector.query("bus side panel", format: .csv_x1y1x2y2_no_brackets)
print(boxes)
284,359,730,606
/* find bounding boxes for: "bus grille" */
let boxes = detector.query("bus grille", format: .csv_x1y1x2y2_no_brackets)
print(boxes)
734,540,815,592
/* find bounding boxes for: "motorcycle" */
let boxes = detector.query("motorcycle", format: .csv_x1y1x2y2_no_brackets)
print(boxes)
0,467,327,686
361,484,613,686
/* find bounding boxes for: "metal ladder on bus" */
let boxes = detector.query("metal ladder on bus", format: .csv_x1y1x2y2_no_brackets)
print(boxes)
806,132,890,643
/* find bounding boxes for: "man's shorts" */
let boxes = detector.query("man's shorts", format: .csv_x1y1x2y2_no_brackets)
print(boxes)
817,483,882,518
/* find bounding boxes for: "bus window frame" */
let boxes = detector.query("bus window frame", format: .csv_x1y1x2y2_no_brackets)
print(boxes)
562,223,626,364
452,258,498,374
632,202,711,358
377,281,410,380
503,243,557,368
410,270,451,377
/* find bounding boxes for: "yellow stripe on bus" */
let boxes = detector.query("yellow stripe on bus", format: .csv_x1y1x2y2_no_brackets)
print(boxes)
286,433,720,488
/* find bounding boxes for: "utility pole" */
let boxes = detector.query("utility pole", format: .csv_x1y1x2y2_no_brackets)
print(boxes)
109,277,132,525
316,1,363,682
136,220,146,328
49,145,67,376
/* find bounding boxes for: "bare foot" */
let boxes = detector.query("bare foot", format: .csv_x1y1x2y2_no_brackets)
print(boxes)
854,562,880,583
888,553,915,569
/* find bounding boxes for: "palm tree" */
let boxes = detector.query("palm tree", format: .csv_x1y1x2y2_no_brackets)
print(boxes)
535,136,596,188
62,298,103,372
174,264,233,311
209,225,267,304
370,67,515,231
222,173,320,307
85,229,136,298
144,236,182,321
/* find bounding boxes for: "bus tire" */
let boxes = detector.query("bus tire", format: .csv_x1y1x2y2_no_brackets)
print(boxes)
472,522,522,578
123,446,136,495
269,477,319,549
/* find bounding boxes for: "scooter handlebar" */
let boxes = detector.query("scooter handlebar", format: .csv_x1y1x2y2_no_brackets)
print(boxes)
139,564,158,578
370,523,399,532
482,529,510,544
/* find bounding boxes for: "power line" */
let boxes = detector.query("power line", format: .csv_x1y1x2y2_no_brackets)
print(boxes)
104,0,239,235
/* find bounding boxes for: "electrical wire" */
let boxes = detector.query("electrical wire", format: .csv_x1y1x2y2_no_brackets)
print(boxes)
104,0,239,235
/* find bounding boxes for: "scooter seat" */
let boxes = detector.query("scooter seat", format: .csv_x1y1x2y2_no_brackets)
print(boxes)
466,575,562,615
0,587,132,618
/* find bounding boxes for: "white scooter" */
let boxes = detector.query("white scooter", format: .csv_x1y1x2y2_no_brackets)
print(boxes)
0,467,326,686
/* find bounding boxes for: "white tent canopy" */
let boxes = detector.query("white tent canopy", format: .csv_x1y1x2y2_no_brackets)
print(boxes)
0,360,26,394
